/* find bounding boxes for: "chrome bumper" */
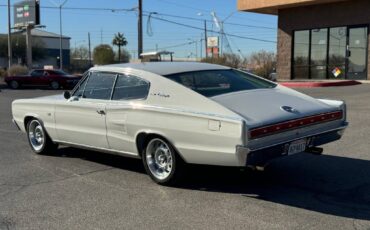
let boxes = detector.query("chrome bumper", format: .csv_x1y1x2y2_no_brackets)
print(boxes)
238,123,348,167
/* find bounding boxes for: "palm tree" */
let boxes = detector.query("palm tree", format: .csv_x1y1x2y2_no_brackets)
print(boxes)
112,32,128,62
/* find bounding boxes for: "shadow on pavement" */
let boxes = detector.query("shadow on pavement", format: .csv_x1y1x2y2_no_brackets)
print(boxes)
56,147,370,221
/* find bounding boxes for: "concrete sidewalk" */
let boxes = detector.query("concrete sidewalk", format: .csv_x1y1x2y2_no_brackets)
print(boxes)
279,80,363,88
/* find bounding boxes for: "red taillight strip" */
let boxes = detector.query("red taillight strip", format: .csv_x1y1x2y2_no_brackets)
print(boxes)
250,111,343,139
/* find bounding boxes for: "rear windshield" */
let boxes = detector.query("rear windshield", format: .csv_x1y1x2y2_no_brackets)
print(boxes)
164,69,276,97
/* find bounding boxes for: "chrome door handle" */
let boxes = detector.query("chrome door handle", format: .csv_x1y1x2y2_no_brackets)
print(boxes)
96,109,106,115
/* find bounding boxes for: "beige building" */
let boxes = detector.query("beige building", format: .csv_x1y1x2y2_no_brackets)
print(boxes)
238,0,370,81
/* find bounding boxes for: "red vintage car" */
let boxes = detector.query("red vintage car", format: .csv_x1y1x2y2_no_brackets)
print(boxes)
5,69,82,90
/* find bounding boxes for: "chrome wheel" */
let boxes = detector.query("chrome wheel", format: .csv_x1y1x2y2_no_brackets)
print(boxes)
28,120,45,151
145,138,173,180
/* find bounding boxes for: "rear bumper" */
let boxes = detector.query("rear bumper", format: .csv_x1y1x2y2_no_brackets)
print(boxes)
239,123,348,167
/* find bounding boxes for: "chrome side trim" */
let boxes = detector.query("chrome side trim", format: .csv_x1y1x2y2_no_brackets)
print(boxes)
54,140,141,159
107,102,243,123
249,124,348,152
12,119,21,131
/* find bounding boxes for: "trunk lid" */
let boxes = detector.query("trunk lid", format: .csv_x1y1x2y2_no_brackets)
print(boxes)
211,86,337,129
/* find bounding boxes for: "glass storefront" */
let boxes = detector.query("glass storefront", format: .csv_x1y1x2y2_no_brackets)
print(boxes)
311,28,328,79
292,26,368,80
293,30,309,79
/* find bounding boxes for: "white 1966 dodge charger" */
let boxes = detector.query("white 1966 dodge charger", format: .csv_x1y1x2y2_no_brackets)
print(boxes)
12,62,348,184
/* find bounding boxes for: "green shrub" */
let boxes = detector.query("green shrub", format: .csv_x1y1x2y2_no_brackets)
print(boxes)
8,65,28,76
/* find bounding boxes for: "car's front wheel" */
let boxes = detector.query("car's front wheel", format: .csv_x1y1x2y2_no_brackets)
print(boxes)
9,80,20,89
142,137,184,185
27,119,58,154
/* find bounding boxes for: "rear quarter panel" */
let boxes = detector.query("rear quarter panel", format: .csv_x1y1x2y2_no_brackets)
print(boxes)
106,101,244,166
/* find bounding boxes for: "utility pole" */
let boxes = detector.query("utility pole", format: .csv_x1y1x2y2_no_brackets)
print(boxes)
88,32,92,67
59,6,63,69
195,41,198,60
7,0,12,69
138,0,143,59
204,20,207,58
58,0,69,70
26,25,32,69
200,37,202,59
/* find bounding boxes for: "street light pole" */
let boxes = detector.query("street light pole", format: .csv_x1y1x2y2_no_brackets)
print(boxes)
58,0,69,69
138,0,143,59
7,0,12,69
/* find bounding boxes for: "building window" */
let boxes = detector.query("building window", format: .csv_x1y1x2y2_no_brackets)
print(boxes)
292,26,368,80
310,28,328,79
293,30,310,79
328,27,347,79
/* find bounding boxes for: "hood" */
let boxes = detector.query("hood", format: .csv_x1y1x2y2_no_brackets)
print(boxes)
211,86,336,128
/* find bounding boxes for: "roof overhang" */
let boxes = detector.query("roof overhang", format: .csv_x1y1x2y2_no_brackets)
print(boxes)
237,0,350,15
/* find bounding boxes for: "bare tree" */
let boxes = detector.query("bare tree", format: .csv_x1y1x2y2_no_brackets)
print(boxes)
71,45,89,60
249,50,276,78
201,53,246,69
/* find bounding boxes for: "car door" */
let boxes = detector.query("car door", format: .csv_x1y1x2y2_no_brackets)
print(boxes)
105,74,150,154
55,71,116,149
28,70,44,86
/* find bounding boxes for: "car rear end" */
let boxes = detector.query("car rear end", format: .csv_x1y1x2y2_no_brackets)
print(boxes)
163,66,348,168
244,100,347,167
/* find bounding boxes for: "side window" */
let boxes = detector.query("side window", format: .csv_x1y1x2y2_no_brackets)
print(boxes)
112,74,150,100
82,72,116,100
73,76,88,97
31,70,44,77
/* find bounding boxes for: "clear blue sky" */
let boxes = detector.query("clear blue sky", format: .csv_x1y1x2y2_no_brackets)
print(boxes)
0,0,277,58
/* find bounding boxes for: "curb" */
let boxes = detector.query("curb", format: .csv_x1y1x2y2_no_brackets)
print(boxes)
279,80,362,88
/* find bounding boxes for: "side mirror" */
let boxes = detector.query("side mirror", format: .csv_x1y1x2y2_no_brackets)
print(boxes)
64,91,71,99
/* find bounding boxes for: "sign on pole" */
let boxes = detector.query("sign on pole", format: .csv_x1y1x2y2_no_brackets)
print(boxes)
207,36,219,48
14,0,40,28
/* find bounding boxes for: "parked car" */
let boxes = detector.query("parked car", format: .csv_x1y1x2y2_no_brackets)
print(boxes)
5,69,82,89
11,62,348,185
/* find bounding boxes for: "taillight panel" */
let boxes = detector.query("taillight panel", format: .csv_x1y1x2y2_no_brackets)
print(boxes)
249,111,343,139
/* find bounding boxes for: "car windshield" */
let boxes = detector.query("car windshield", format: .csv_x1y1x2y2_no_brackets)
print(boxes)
164,69,277,97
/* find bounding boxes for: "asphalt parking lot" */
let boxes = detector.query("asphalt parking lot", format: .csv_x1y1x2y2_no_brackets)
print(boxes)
0,84,370,230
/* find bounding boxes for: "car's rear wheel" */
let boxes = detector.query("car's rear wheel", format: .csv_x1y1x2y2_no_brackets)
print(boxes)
9,80,19,89
142,137,184,185
50,81,60,90
27,119,58,154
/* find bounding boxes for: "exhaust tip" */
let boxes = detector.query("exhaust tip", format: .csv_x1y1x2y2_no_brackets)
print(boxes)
306,147,323,155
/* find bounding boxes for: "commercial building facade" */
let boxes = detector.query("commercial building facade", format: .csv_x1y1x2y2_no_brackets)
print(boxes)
0,29,70,69
238,0,370,81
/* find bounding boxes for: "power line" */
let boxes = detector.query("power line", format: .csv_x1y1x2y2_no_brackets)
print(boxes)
154,0,209,13
150,12,276,30
148,15,277,44
152,40,198,51
154,0,276,25
0,4,276,31
0,4,135,12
